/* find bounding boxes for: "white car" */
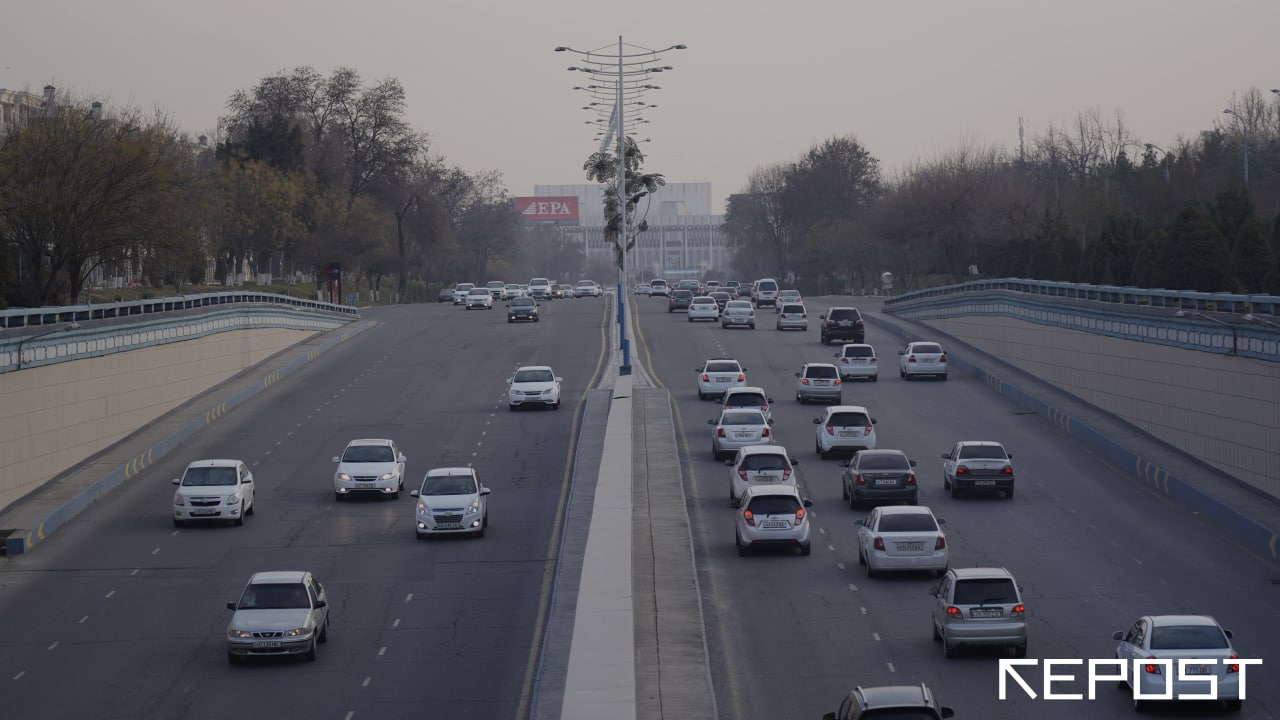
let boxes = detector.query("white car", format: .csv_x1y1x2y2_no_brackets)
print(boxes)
452,283,475,304
1113,615,1244,712
709,408,774,461
942,441,1015,499
835,343,879,381
856,505,948,578
225,571,329,663
333,439,406,500
726,444,799,507
508,365,562,410
697,357,746,400
899,341,948,380
172,459,255,527
486,280,507,299
687,296,720,322
721,386,774,423
813,405,878,458
720,300,755,328
504,283,523,298
574,280,601,297
735,484,812,556
411,467,490,538
464,287,494,309
649,279,670,297
635,284,652,296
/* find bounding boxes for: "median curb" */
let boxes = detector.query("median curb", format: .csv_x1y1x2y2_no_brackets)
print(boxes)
866,312,1280,568
3,320,375,555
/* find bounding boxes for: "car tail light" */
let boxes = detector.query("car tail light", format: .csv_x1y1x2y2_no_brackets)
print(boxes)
761,427,770,438
1011,604,1025,618
1001,466,1013,475
833,378,841,385
906,472,917,485
946,606,962,618
794,508,806,525
743,509,755,527
908,355,917,363
864,423,874,434
840,358,849,364
1143,656,1161,674
870,357,877,363
717,428,726,438
854,473,866,486
801,378,810,385
955,466,969,475
1228,655,1240,673
940,354,947,363
825,423,835,435
737,467,747,482
737,373,745,381
801,313,807,318
873,537,885,550
701,374,709,382
934,535,946,550
782,466,793,482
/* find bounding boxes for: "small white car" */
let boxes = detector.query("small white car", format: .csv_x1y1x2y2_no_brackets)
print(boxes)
333,439,406,500
452,283,475,304
709,408,774,460
813,405,878,458
899,341,948,380
1113,615,1244,712
721,386,774,423
835,343,879,381
508,365,562,410
411,467,490,538
776,303,808,330
464,287,494,309
697,357,746,400
687,296,721,322
504,283,523,298
735,484,812,556
856,505,948,578
635,284,652,296
172,459,255,527
726,444,799,507
942,441,1015,499
575,280,601,297
226,571,329,663
486,281,507,299
649,279,670,297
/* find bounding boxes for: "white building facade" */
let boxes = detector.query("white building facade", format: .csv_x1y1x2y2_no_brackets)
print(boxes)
534,182,731,281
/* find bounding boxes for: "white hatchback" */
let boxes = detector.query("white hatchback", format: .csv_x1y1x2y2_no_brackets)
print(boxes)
900,341,948,380
725,444,799,507
856,505,948,578
173,459,255,527
813,405,878,458
735,484,812,556
508,365,562,410
333,439,406,500
697,358,746,400
835,343,879,381
411,467,490,538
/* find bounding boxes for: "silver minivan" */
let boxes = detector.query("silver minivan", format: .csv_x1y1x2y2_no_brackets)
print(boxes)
929,567,1027,658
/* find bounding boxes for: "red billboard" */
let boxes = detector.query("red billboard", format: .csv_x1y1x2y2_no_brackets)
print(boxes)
515,196,579,223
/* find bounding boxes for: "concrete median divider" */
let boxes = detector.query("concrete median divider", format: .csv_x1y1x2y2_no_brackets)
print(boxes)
4,320,375,555
866,312,1280,567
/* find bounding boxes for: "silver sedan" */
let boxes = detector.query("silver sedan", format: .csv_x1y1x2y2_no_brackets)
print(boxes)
709,408,775,460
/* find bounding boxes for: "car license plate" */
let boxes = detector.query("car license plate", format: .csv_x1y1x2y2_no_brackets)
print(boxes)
1185,665,1211,675
975,480,996,486
896,543,923,551
839,321,852,327
752,474,776,483
191,510,219,516
716,377,732,382
253,641,282,649
970,608,1003,618
735,432,753,439
762,520,789,529
435,523,463,530
814,380,829,386
838,430,857,437
356,482,375,488
874,478,896,486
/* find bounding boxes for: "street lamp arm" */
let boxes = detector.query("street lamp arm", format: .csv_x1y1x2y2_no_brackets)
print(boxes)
1174,310,1237,355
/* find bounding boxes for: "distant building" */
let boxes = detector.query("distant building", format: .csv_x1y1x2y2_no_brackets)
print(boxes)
0,86,51,131
533,182,730,280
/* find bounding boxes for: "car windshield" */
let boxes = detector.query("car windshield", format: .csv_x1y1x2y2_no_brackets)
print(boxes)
421,475,477,496
843,346,874,357
487,282,504,288
878,513,939,532
828,309,858,320
742,454,788,471
511,298,534,307
238,583,311,610
342,445,395,463
468,289,487,295
506,284,520,290
706,361,740,373
805,366,838,379
1150,625,1229,650
857,454,910,470
845,711,942,719
721,412,765,426
182,467,238,486
455,284,473,291
712,293,730,300
514,369,554,383
576,282,593,287
747,496,800,514
726,393,766,408
952,578,1018,604
913,344,943,354
959,445,1007,459
758,282,777,291
829,412,871,428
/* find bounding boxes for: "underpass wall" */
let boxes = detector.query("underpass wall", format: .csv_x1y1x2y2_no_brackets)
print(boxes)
0,327,316,512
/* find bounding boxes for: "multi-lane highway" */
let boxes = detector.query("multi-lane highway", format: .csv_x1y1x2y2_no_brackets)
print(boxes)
0,299,609,719
2,289,1277,719
628,293,1279,719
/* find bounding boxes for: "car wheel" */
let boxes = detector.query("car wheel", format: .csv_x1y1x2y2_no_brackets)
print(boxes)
234,502,245,526
509,404,518,411
475,525,485,539
776,324,781,330
950,484,961,499
304,638,317,662
334,491,343,502
1013,641,1027,658
798,542,811,556
228,651,241,665
871,375,878,382
1224,700,1243,712
841,481,849,500
865,558,877,578
415,532,427,541
534,316,539,322
796,392,804,403
943,475,951,490
553,401,561,410
1133,699,1150,713
1005,486,1015,499
736,532,749,556
907,495,918,506
318,617,329,643
900,369,906,378
508,318,513,323
858,547,866,565
943,633,957,658
941,373,948,381
246,498,255,516
688,317,693,322
821,336,829,345
848,492,858,510
173,518,184,528
391,489,400,500
748,323,755,329
932,621,941,641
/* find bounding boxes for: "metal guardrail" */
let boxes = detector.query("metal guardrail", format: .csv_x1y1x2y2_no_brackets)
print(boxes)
0,290,357,329
883,278,1280,317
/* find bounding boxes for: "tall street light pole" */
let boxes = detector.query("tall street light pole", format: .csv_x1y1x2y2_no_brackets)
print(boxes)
1222,108,1249,188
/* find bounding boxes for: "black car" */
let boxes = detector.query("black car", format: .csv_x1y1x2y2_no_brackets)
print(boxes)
668,289,694,312
507,297,539,323
820,306,866,344
710,291,731,310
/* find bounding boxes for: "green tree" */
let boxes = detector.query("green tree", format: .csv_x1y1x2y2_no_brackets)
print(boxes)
1231,219,1272,293
1209,186,1255,253
1157,204,1231,291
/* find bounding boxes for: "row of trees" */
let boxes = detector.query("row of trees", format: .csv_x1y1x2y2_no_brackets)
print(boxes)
725,87,1280,296
0,68,588,309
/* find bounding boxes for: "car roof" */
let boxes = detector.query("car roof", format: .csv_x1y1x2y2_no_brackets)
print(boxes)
877,505,936,517
742,484,801,499
249,571,308,584
956,440,1006,447
515,365,554,372
719,408,766,419
840,343,874,349
738,444,788,457
425,467,475,477
855,449,905,459
725,386,766,395
803,362,838,370
950,567,1014,579
854,684,936,709
1147,615,1221,627
185,459,242,468
346,438,394,447
825,405,871,414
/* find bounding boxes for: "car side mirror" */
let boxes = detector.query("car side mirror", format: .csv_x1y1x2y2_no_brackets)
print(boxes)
1224,629,1233,639
936,518,945,524
840,459,851,467
811,418,821,424
1112,631,1124,641
823,714,837,720
242,476,253,483
819,314,826,320
767,398,774,404
227,601,237,611
398,454,407,463
928,587,939,597
941,453,950,459
940,709,955,719
854,518,864,526
331,456,340,463
834,353,839,358
481,488,491,496
802,499,813,507
767,418,775,425
908,460,917,467
410,489,419,497
794,372,801,378
1007,453,1014,459
555,377,563,383
314,600,327,609
506,378,513,384
870,418,877,424
723,459,733,466
790,459,800,465
172,478,181,485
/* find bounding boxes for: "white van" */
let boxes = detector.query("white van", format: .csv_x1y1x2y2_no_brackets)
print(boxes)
649,279,670,297
753,278,779,307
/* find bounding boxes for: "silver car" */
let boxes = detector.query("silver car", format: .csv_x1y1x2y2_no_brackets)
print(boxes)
795,363,842,404
411,467,490,538
1113,615,1244,712
835,343,879,381
856,505,948,578
776,302,808,330
697,357,746,400
899,341,948,380
720,300,756,329
709,408,774,460
929,567,1027,658
942,441,1015,499
734,484,812,556
226,571,329,663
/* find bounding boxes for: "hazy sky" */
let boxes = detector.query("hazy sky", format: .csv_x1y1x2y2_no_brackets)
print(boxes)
6,1,1277,211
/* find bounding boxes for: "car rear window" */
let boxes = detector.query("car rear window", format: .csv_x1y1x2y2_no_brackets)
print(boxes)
780,304,805,313
741,454,788,471
952,578,1018,604
726,301,752,310
726,393,766,408
842,346,874,358
805,366,838,379
1150,626,1229,650
706,361,740,373
758,281,778,292
857,454,911,471
829,412,870,428
878,513,938,532
672,290,692,298
958,445,1007,460
747,496,800,514
721,412,765,426
712,292,730,300
828,308,860,321
913,344,943,354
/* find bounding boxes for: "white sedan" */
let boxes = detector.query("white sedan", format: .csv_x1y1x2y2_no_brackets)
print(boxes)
1113,615,1245,712
507,365,562,410
464,287,494,309
899,341,948,380
687,296,721,322
856,505,948,578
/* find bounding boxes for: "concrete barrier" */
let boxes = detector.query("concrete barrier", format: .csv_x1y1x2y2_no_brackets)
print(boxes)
4,321,375,555
865,313,1280,566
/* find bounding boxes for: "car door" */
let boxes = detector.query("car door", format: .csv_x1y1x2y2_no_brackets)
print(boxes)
392,442,406,479
238,463,254,506
931,574,952,628
1117,618,1148,663
858,508,879,557
307,577,328,627
942,443,959,481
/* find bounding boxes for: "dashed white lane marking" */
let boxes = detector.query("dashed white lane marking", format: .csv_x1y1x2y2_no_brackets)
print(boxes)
276,441,283,446
827,545,835,552
392,618,400,628
472,452,478,457
48,641,57,651
887,662,896,673
297,423,303,427
105,590,115,599
170,530,179,537
265,451,272,456
287,432,293,437
481,431,487,437
873,633,881,642
78,616,89,624
404,593,413,603
476,442,482,447
849,583,858,592
362,676,371,688
818,527,827,535
859,607,868,615
13,671,24,680
252,461,259,467
151,548,160,555
378,646,387,657
130,569,139,576
344,712,354,720
1132,557,1143,565
836,562,845,570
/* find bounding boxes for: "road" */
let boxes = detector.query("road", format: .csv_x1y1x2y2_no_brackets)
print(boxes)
629,292,1280,719
0,298,609,719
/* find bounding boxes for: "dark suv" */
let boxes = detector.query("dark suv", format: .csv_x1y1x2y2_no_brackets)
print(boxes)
820,307,865,345
668,289,693,312
823,684,955,719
